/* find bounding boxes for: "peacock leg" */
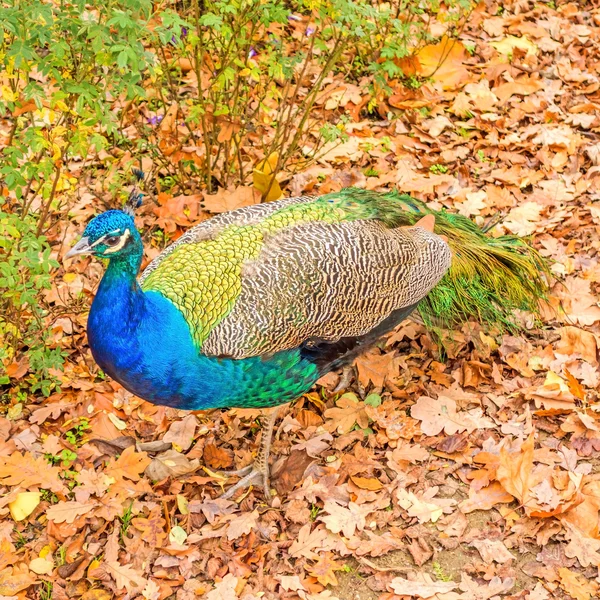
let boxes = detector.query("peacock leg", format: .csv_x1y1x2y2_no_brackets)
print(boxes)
220,405,282,501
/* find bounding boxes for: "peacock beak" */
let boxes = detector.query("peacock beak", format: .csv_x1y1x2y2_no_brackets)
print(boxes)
65,237,92,259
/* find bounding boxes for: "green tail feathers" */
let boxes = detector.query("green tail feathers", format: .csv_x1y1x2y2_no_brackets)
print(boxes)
335,188,551,332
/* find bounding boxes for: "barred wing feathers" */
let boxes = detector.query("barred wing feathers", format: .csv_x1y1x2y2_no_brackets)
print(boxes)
140,192,451,358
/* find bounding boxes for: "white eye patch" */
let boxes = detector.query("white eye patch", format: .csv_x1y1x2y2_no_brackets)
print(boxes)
102,228,131,254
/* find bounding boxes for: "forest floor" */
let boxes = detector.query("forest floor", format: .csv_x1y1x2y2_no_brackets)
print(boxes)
2,1,600,600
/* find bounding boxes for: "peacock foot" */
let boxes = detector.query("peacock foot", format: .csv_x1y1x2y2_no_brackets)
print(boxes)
219,459,271,501
217,405,284,503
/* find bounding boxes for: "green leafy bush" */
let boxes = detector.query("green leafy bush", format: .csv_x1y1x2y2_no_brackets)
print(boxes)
0,0,153,395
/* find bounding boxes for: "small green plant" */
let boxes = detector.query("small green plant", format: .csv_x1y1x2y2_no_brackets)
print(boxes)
429,164,449,174
40,489,59,504
120,501,135,543
432,562,453,582
39,581,53,600
64,418,90,446
45,449,78,467
309,503,321,521
364,167,379,177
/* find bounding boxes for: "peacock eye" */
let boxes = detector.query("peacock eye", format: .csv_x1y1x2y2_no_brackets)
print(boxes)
105,235,120,247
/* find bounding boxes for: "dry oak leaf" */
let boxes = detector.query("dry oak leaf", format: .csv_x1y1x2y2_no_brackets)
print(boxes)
493,77,544,104
323,393,369,434
46,501,97,524
319,501,372,538
203,443,233,469
0,451,65,493
131,506,167,548
206,573,240,600
307,552,344,587
497,433,534,509
355,350,399,388
146,448,200,480
106,561,147,594
226,509,259,541
458,573,514,600
558,567,598,600
471,539,514,564
105,446,151,481
459,482,514,514
289,523,331,560
203,186,261,214
349,531,404,557
411,396,493,437
163,414,198,451
563,522,600,569
0,563,35,595
389,573,457,598
397,488,454,524
0,539,17,571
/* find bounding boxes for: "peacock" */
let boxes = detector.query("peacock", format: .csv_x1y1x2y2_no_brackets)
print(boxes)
66,186,548,499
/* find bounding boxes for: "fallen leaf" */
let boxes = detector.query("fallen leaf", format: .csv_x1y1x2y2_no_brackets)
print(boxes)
324,393,369,434
46,501,96,524
389,573,457,597
319,501,372,537
497,433,535,509
307,552,343,586
163,414,198,451
105,446,151,482
131,506,167,548
106,561,147,594
203,186,261,214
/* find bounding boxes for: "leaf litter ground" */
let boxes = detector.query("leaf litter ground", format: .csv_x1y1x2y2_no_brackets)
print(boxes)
2,2,600,600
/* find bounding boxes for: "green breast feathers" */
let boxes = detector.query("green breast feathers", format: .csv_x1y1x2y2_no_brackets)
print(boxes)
140,191,450,357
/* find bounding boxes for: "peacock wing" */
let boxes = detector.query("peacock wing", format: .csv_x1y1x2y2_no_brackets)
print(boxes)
140,191,450,357
201,218,450,359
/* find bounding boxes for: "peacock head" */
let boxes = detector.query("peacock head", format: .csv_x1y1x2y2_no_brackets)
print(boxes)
66,210,142,260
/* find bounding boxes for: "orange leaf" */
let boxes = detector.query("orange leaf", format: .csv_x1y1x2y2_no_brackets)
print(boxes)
497,433,535,508
0,451,65,493
105,446,151,482
351,476,383,491
203,443,233,469
307,552,343,587
131,506,167,548
416,37,470,90
460,482,514,513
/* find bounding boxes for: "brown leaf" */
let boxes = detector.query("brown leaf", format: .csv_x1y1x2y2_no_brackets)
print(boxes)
0,563,35,595
319,501,372,537
202,186,261,214
289,524,330,560
471,539,514,564
556,326,598,365
131,506,167,548
203,443,233,469
497,433,535,508
389,574,457,596
307,552,343,587
146,448,200,480
46,501,97,524
163,414,198,451
0,451,65,493
105,446,151,482
274,451,314,495
460,482,514,513
226,510,258,541
106,561,147,593
323,393,369,434
558,567,598,600
355,350,399,388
